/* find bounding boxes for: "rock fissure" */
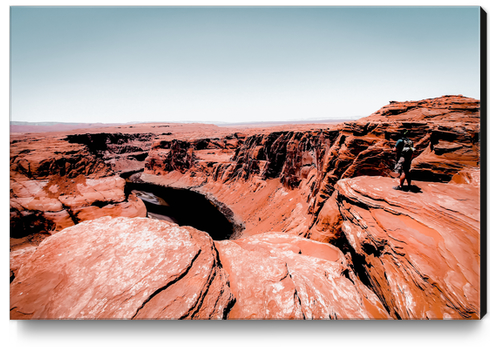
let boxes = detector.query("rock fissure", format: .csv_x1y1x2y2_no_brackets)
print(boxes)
182,264,219,320
131,248,202,319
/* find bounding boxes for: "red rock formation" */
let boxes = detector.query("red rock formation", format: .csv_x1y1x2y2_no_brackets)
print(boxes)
308,96,479,216
135,95,480,319
10,95,481,320
365,95,480,123
216,233,390,319
311,176,480,319
10,136,112,180
10,174,146,240
9,130,161,247
141,96,479,229
10,217,234,319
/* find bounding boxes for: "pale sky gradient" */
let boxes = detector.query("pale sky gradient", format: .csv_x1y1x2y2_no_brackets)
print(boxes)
10,6,481,124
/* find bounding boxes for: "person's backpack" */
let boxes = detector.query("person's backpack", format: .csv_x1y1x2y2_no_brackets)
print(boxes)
401,138,415,156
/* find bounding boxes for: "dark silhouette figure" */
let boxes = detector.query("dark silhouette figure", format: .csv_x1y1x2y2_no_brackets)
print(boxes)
392,135,415,190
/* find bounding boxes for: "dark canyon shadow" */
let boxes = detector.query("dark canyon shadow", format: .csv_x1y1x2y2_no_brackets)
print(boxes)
124,180,239,241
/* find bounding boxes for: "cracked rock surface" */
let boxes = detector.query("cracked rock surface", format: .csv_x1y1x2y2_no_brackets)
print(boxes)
215,233,390,319
10,216,234,320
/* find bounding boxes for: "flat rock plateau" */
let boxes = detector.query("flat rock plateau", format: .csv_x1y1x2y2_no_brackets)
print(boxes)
10,95,481,320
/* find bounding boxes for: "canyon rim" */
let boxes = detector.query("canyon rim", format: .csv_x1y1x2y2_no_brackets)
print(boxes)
9,95,482,320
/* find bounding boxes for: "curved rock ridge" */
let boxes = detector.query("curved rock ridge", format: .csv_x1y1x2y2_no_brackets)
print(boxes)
10,217,235,320
310,176,480,319
215,232,391,319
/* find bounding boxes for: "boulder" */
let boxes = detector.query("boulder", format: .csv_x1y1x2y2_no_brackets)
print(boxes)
215,233,390,319
10,217,234,319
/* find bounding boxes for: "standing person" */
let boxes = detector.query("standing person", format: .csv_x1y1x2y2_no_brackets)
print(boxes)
393,133,415,190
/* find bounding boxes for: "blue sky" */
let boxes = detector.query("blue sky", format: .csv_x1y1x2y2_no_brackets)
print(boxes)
10,6,481,124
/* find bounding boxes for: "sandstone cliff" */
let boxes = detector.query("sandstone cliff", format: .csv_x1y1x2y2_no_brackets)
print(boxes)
142,96,479,236
310,176,480,319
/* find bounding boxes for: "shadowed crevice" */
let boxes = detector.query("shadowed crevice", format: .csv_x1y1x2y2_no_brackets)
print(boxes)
131,249,201,319
124,181,242,240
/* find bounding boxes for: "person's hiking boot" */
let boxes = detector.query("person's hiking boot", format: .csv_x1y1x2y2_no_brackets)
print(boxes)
393,186,403,191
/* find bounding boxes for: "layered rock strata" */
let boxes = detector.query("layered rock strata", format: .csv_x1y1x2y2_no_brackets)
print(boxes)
10,174,146,241
142,95,479,238
309,176,480,319
9,131,160,247
10,95,481,320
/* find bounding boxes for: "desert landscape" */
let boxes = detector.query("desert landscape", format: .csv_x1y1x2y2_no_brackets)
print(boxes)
9,94,481,320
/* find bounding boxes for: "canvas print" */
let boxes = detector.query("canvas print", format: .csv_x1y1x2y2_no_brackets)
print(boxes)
9,6,483,320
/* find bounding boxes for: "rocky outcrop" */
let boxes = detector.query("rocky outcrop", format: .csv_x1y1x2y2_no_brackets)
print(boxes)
216,233,390,319
409,125,480,182
365,95,480,122
10,217,235,319
10,215,392,320
9,131,156,248
10,137,112,180
66,132,156,174
309,176,480,319
308,95,479,216
10,174,146,240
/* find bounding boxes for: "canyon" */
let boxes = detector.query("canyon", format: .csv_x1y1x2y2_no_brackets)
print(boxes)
10,95,481,319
